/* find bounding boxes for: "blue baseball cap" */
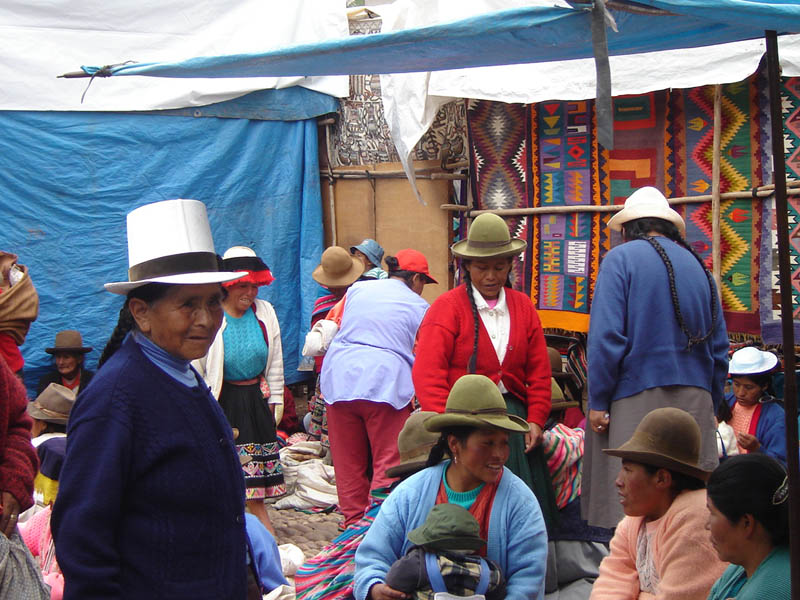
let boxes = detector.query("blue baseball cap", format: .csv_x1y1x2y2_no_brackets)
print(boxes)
350,238,384,268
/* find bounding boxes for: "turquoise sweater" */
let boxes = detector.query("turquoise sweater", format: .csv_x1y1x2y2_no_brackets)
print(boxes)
354,462,547,600
707,546,790,599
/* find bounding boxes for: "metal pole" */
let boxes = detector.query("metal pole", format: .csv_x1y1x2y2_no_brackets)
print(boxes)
766,29,800,600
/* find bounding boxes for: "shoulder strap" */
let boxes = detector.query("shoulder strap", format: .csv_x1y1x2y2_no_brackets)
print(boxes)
475,558,490,595
424,552,448,593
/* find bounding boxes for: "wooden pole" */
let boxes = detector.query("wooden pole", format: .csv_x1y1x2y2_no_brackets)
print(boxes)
766,30,800,600
711,84,723,293
440,185,800,217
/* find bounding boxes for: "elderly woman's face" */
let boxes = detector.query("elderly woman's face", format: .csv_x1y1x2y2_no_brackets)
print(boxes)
224,282,259,316
615,460,663,519
54,352,81,378
129,283,224,360
706,496,747,565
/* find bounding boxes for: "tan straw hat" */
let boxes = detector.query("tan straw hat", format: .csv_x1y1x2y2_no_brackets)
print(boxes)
607,187,686,237
312,246,363,288
384,411,440,479
45,330,92,354
604,407,711,482
28,383,76,425
451,213,527,260
425,374,529,434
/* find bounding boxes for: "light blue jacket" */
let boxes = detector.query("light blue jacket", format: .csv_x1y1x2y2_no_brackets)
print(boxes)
354,462,547,600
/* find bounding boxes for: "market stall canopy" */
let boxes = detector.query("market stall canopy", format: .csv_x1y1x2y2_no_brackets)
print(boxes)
73,1,800,80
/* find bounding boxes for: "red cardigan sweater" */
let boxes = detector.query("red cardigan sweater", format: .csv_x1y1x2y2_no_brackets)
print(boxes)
413,285,551,426
0,356,37,510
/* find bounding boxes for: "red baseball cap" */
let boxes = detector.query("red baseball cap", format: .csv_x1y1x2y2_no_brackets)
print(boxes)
395,249,437,284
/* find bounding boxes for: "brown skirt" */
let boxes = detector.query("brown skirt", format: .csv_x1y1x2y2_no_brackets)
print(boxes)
581,386,718,529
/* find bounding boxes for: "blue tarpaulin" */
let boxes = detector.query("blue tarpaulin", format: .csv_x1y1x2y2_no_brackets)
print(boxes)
80,1,800,80
2,88,338,394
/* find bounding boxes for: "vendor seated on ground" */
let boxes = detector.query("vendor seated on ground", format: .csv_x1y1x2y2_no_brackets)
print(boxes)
720,347,786,463
706,454,790,600
590,407,727,600
385,503,505,600
36,330,94,395
350,239,388,280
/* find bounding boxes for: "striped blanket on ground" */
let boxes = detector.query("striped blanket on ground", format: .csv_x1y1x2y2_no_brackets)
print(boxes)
295,488,390,600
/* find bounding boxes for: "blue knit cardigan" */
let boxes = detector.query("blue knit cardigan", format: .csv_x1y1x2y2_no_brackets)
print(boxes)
52,336,247,599
354,462,548,600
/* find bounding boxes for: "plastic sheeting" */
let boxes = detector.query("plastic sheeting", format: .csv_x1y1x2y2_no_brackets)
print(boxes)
1,109,325,392
0,0,348,111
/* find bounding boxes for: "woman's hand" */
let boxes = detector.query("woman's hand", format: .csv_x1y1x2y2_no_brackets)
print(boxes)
524,423,543,452
736,432,760,452
589,409,610,434
0,491,20,537
369,583,409,600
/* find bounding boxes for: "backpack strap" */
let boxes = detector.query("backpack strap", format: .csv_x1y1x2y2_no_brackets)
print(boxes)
475,558,490,595
424,552,448,594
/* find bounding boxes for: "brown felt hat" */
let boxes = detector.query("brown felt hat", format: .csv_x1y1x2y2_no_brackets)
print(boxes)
604,407,711,482
28,383,76,425
312,246,363,288
385,411,440,479
45,330,92,354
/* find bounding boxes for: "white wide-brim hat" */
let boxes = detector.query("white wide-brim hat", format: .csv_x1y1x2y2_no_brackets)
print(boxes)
608,187,686,237
729,347,779,376
105,199,245,295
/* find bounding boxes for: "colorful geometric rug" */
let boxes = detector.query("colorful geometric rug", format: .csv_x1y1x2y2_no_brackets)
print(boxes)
529,100,604,332
466,99,532,291
665,76,766,335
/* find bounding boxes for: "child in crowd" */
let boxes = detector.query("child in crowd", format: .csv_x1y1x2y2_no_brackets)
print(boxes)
384,503,505,599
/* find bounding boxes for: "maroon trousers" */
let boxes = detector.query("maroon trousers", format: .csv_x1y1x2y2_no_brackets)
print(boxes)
326,400,410,527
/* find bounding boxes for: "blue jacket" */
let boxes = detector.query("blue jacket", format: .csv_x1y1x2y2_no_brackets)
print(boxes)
588,238,729,411
354,462,547,600
724,392,787,463
52,336,247,599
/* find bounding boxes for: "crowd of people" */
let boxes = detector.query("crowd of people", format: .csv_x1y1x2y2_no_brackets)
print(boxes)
0,186,795,599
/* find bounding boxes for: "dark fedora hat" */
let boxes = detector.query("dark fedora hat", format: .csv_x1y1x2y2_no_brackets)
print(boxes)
45,330,92,354
604,407,711,482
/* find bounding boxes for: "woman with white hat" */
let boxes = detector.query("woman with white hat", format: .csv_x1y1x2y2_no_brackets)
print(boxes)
583,186,729,529
720,347,786,462
194,245,285,535
412,212,555,530
51,199,256,599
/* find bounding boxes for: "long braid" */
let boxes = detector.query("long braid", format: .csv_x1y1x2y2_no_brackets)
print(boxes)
462,265,480,373
626,219,718,350
98,301,135,368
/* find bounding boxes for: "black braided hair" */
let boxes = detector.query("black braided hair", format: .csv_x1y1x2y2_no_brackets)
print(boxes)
425,428,474,467
461,261,481,374
385,256,419,290
622,217,719,350
98,283,172,368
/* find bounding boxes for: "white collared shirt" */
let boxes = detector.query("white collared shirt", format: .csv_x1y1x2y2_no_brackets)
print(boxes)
472,286,511,393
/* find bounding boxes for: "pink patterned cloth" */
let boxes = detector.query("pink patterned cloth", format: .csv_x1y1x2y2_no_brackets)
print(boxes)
541,424,584,509
19,505,63,599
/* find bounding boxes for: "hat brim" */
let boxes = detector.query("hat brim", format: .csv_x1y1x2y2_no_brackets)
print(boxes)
729,353,778,376
45,347,91,354
451,238,527,260
350,245,382,268
385,458,429,479
407,531,486,552
607,206,686,237
425,412,530,434
311,261,363,288
26,403,68,426
603,448,711,482
104,271,247,295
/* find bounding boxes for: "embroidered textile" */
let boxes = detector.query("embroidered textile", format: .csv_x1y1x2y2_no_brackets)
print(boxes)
237,442,285,500
466,99,531,291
